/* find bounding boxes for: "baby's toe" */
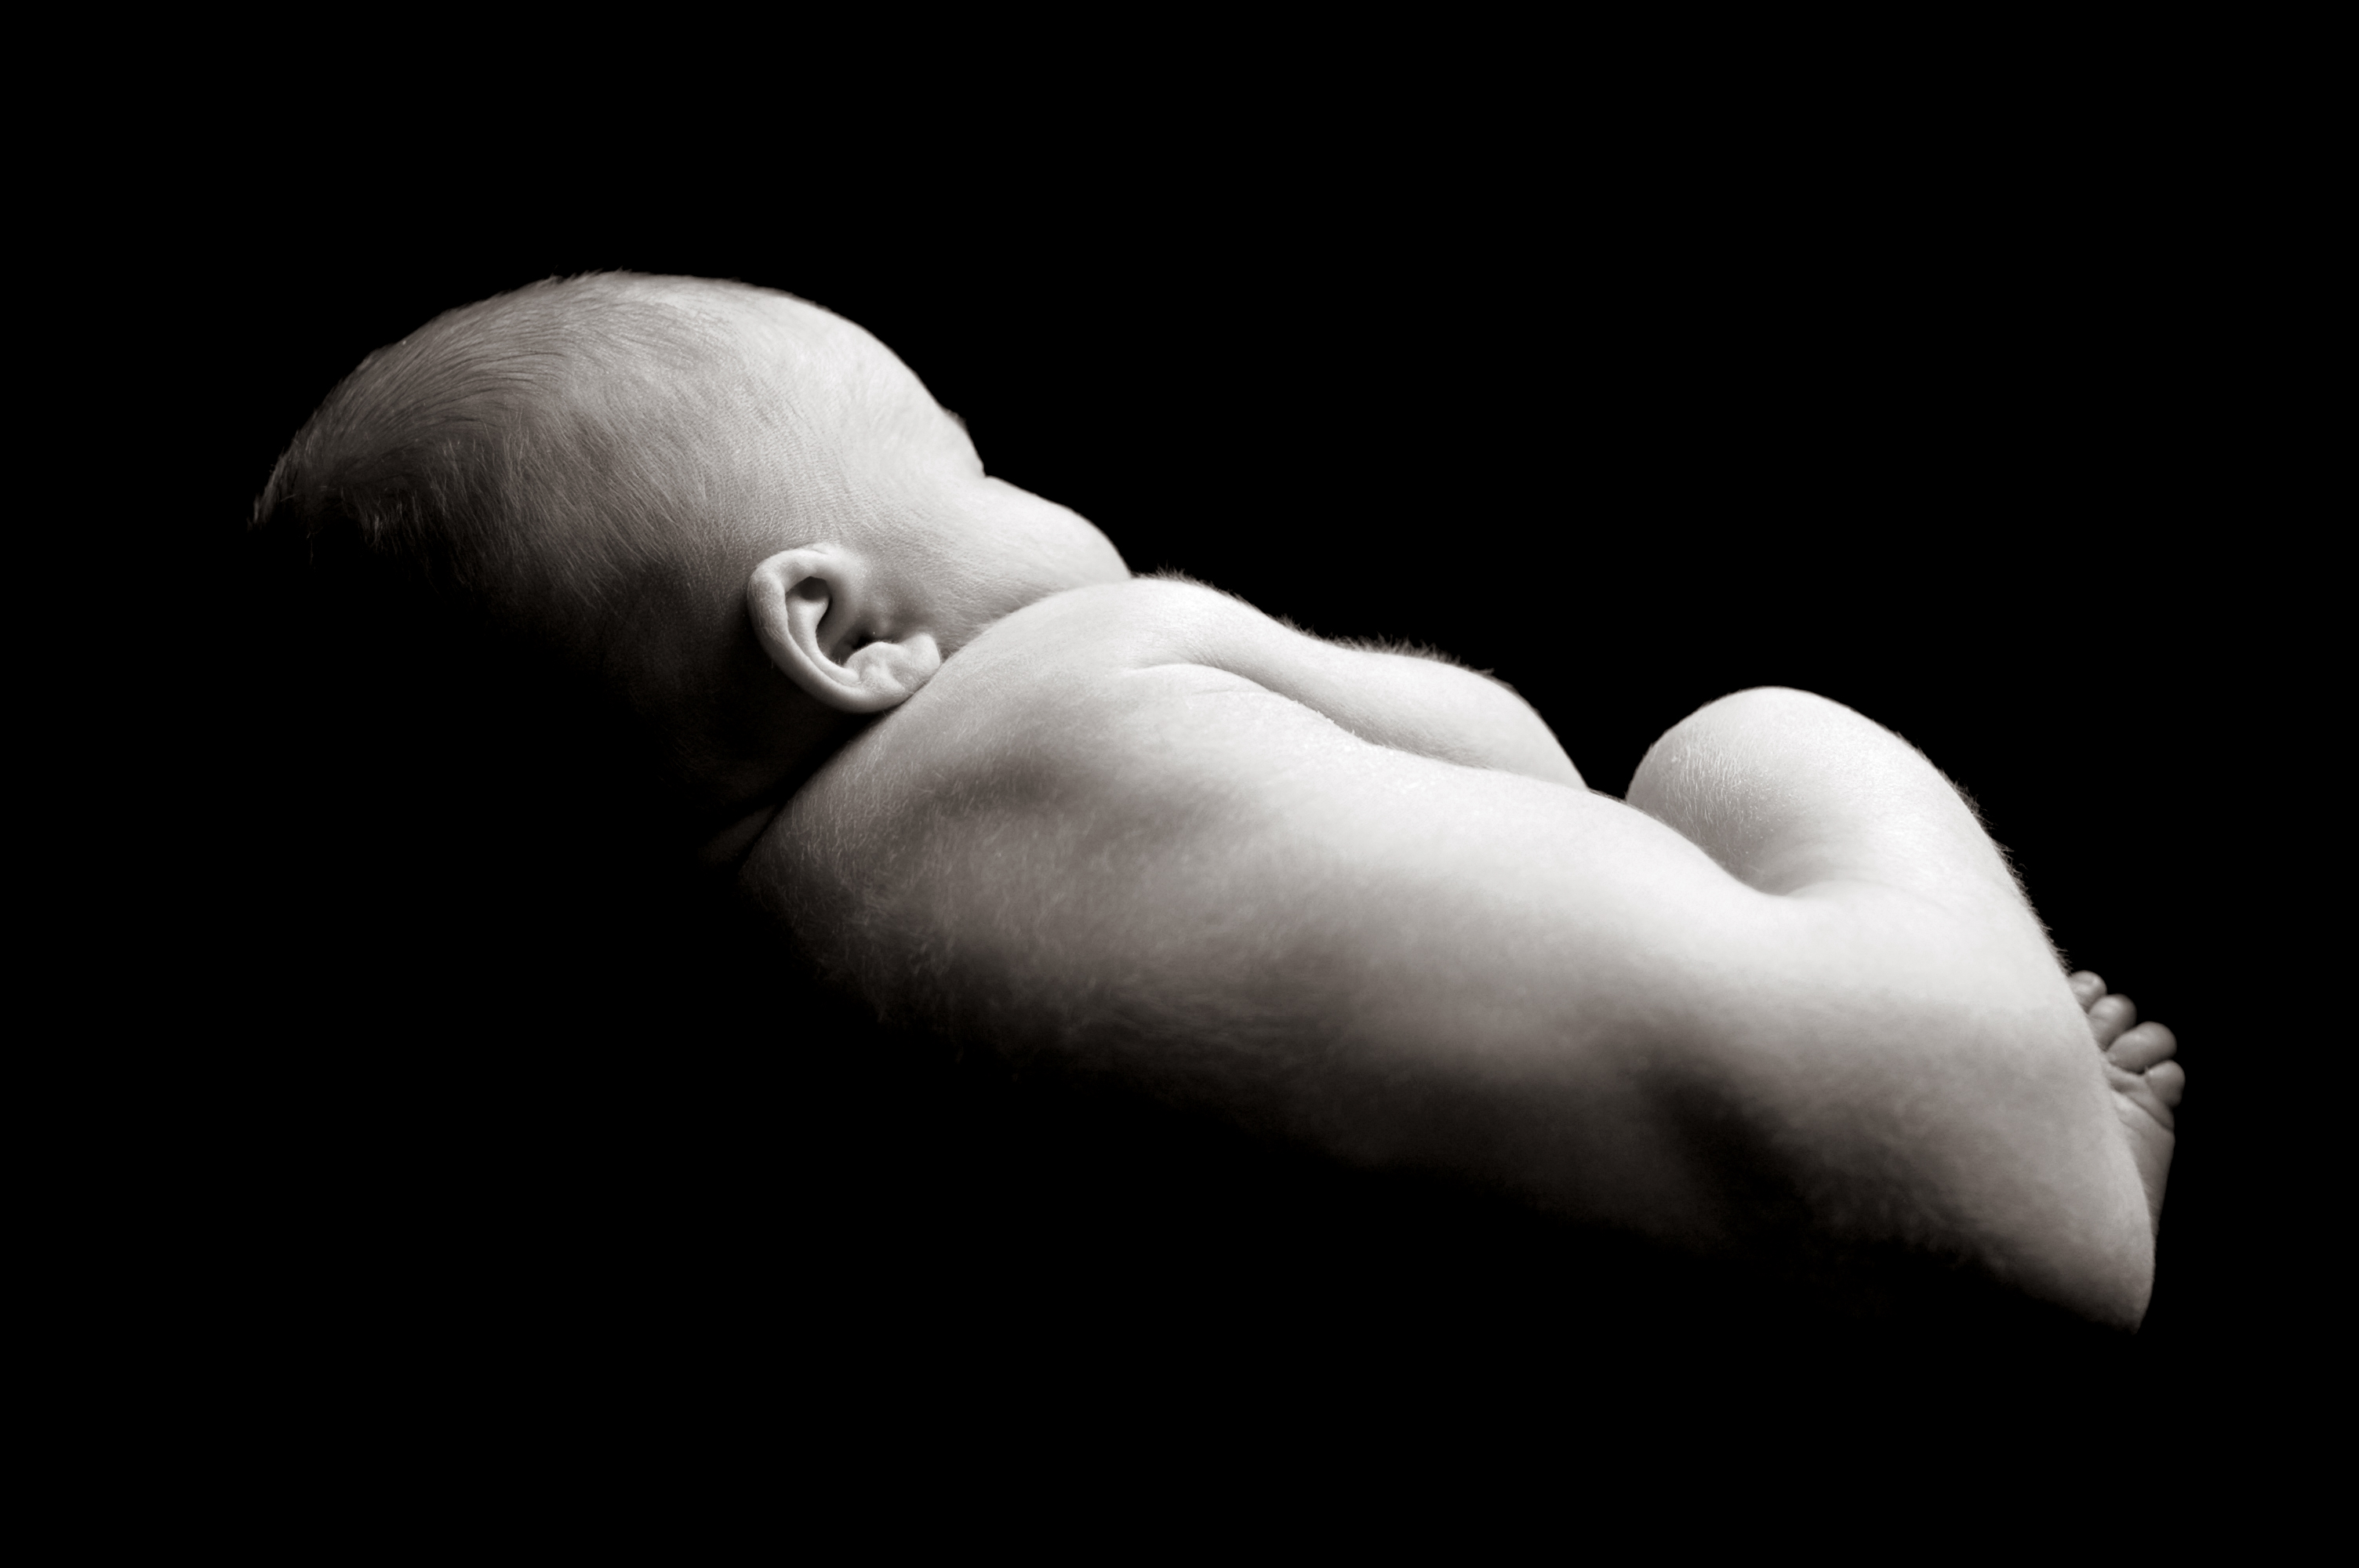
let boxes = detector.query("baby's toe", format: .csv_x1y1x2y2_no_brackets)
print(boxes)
2146,1058,2186,1109
2069,971,2107,1011
2106,1020,2177,1073
2087,993,2138,1048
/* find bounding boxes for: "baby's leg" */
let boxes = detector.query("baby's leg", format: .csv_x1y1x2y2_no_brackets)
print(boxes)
2069,971,2183,1230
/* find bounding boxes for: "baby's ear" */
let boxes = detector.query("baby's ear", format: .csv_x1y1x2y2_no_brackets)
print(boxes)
746,546,941,714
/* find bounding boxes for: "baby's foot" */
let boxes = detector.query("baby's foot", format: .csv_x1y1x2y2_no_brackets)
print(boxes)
2070,971,2183,1232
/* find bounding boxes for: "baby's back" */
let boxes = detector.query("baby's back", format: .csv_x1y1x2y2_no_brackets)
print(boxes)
744,574,1588,1040
736,576,2157,1330
736,568,1808,1248
783,572,1581,830
732,572,1774,1223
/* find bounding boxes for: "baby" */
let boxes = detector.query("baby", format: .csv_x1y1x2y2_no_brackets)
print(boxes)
256,273,2183,1329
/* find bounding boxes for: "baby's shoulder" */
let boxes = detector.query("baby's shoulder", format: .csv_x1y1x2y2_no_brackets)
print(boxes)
802,575,1311,801
753,578,1297,896
865,575,1285,771
789,572,1576,849
873,575,1289,746
956,573,1273,670
926,574,1581,789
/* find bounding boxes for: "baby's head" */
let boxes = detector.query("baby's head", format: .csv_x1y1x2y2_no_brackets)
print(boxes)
255,273,1129,840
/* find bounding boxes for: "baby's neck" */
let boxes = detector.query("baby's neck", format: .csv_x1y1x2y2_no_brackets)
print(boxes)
700,797,794,869
684,706,875,869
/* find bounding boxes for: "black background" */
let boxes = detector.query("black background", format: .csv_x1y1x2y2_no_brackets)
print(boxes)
140,117,2316,1454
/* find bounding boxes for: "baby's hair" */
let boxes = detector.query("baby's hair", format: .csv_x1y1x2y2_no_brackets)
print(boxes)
252,272,772,667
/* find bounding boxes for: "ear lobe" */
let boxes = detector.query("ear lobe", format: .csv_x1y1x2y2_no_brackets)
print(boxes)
747,547,941,714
